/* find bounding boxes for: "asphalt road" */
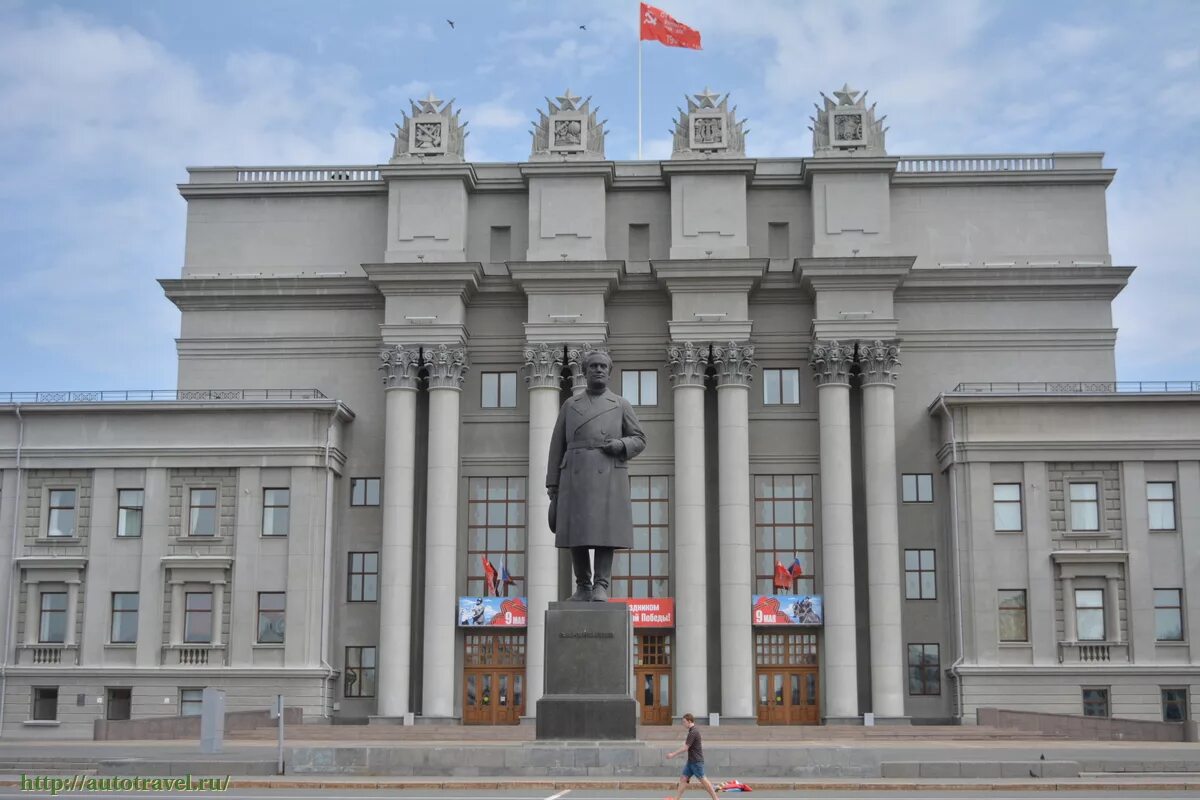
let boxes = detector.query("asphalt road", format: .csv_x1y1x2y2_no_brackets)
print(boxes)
5,790,1200,800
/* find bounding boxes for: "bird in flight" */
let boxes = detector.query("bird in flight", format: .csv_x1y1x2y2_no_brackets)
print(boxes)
446,19,455,29
579,24,587,30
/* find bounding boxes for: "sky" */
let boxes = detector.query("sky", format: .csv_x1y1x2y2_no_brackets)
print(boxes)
0,0,1197,391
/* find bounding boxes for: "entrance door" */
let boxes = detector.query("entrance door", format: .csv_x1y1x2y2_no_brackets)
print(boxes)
462,634,525,725
754,632,819,725
634,633,673,725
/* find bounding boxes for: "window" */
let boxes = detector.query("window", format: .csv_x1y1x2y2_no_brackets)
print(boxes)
106,688,131,721
180,688,204,717
613,476,670,598
344,646,376,698
628,223,650,262
110,592,139,644
38,591,66,643
753,475,815,595
1069,482,1100,531
117,489,144,537
481,372,518,409
348,552,379,602
621,370,658,407
1163,688,1189,722
907,644,940,695
183,591,213,644
993,483,1023,531
768,221,790,259
1082,687,1110,717
262,488,290,536
1148,482,1177,531
256,592,286,644
1075,588,1105,641
32,687,58,721
903,549,936,600
466,477,526,596
350,478,380,507
762,369,800,405
489,225,511,265
998,589,1028,642
48,489,76,537
1155,589,1184,641
901,474,933,504
188,488,217,536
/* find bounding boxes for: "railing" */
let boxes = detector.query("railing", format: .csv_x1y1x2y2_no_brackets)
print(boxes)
1078,644,1111,662
896,155,1056,173
0,389,328,403
953,381,1200,394
177,647,211,666
236,167,380,183
31,647,62,665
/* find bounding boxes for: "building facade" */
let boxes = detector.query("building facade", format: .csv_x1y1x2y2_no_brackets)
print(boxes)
2,85,1197,736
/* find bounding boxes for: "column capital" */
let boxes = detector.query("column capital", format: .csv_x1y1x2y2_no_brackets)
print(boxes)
523,342,565,390
859,339,902,387
379,345,422,391
667,341,709,389
810,339,854,387
711,340,756,388
425,343,468,390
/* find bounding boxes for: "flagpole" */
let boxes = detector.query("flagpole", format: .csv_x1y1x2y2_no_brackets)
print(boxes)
637,38,643,159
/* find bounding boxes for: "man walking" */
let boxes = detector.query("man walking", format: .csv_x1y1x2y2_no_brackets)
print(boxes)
666,712,720,799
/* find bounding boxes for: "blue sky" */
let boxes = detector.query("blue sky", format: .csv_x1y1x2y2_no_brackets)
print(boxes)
0,0,1197,390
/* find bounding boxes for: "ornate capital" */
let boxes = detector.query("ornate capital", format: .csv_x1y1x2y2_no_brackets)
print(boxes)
859,339,901,386
711,341,756,388
810,340,854,387
666,341,709,389
425,344,468,390
523,342,565,390
379,346,422,391
566,342,608,393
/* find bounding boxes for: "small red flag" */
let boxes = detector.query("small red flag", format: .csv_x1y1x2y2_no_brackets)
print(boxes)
773,561,792,591
640,3,702,50
482,556,499,596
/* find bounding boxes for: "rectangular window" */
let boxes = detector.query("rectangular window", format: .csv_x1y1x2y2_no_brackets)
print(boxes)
489,225,511,265
106,687,132,721
1069,482,1100,531
993,483,1023,531
1154,588,1184,641
38,592,67,643
348,552,379,603
901,474,933,503
344,646,376,698
183,591,213,644
261,488,290,537
1075,588,1105,641
613,476,670,598
768,221,790,259
110,592,139,644
179,688,204,717
32,687,58,721
628,223,650,262
907,643,941,695
256,592,286,644
117,489,144,538
48,489,76,537
1163,688,1189,722
188,488,217,537
621,369,658,407
466,477,526,597
1082,687,1110,717
1148,482,1177,531
481,372,518,409
753,475,815,596
762,368,801,405
903,549,936,600
350,478,381,507
998,589,1028,642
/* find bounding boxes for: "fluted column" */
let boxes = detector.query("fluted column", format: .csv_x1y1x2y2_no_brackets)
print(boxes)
377,345,421,717
712,341,756,720
667,341,710,719
523,342,565,717
811,340,858,721
860,339,906,720
422,344,468,719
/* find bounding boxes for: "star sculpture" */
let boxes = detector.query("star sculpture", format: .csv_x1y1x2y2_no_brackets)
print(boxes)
693,87,721,108
417,91,444,114
556,89,581,111
833,83,860,106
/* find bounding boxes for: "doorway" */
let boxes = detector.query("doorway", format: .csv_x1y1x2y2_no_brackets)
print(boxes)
754,631,819,724
462,634,525,725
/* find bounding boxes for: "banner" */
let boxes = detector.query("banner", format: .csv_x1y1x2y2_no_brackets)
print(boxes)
608,597,674,627
751,595,823,626
457,596,527,627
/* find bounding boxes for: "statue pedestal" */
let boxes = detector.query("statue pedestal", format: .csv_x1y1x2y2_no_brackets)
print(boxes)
536,602,636,740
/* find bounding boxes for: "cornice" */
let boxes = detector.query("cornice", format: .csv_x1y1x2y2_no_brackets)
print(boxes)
1,446,349,471
893,169,1116,188
896,266,1135,302
652,259,768,291
660,159,757,179
518,161,616,187
0,400,355,420
178,182,385,200
802,156,899,186
798,257,915,294
159,277,381,311
361,262,483,298
16,556,88,571
898,329,1117,351
378,162,479,189
936,392,1200,409
507,261,624,295
1050,550,1128,565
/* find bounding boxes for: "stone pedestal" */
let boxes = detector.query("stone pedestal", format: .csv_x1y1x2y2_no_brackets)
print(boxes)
536,602,636,740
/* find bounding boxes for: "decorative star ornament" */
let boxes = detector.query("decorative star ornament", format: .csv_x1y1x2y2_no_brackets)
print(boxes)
556,89,581,111
417,91,444,113
693,87,720,108
833,83,860,106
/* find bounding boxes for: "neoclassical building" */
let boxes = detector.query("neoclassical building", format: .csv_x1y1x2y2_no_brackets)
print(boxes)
2,85,1197,736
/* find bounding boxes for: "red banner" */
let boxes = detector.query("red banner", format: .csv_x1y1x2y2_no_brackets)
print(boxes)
608,597,674,627
639,3,702,50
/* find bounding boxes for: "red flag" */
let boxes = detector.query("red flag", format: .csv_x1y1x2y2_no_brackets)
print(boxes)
773,561,792,591
640,3,702,50
789,558,804,579
482,556,499,596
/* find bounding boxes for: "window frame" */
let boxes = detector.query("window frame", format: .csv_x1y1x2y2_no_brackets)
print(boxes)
183,590,214,644
992,483,1024,532
1148,482,1177,531
612,476,670,599
903,549,936,600
466,477,526,597
1068,481,1101,532
480,371,518,409
1154,588,1184,642
347,552,379,603
906,643,941,696
901,474,933,504
350,477,381,507
261,488,290,537
1074,588,1106,642
179,687,204,717
1162,687,1189,722
117,489,144,538
344,646,377,698
38,591,67,644
620,369,659,407
31,687,59,721
187,487,218,537
997,588,1029,643
761,368,801,406
110,592,139,644
256,592,286,644
753,475,816,597
1082,686,1110,718
47,488,77,538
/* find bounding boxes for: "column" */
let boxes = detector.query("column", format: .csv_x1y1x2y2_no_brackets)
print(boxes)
169,581,185,646
713,341,755,720
523,342,564,717
860,340,906,720
64,580,79,647
1062,576,1076,642
421,344,468,719
24,581,38,645
668,341,710,718
1106,576,1122,643
377,345,421,718
810,340,858,721
211,581,225,648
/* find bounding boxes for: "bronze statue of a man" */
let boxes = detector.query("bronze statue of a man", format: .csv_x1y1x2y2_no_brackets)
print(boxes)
546,350,647,601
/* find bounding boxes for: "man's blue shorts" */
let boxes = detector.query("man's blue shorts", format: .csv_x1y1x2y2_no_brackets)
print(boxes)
682,761,706,779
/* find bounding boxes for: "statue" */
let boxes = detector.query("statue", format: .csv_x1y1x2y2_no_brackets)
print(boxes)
546,350,647,601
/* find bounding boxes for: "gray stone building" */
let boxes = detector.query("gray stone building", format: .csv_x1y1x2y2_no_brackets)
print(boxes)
2,85,1197,736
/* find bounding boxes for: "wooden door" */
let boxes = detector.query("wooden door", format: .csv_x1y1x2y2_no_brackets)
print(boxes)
756,670,787,724
637,669,671,725
754,632,819,725
463,634,525,725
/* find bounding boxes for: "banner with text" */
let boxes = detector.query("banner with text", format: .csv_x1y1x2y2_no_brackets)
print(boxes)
608,597,675,627
457,596,528,627
751,594,823,626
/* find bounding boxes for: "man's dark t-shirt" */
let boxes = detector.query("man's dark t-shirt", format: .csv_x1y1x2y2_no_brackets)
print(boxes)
685,726,703,763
